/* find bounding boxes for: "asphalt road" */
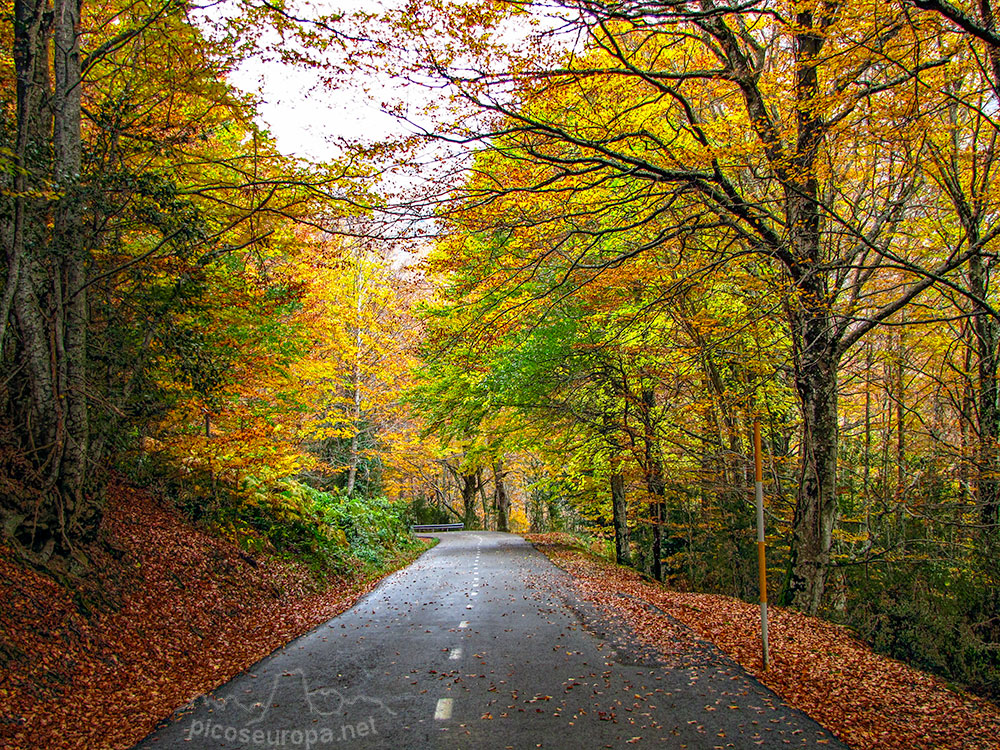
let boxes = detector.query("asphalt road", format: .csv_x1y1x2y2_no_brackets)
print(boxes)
136,532,848,749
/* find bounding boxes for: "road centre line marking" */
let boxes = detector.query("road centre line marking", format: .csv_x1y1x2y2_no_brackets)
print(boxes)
434,698,453,720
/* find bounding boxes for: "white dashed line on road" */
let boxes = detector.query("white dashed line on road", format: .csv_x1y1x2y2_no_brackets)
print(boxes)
434,698,453,720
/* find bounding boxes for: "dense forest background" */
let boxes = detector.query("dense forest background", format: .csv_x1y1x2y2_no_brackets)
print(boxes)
2,0,999,705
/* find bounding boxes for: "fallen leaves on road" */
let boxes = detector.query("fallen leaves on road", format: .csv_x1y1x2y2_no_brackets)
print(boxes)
527,534,1000,750
0,481,425,750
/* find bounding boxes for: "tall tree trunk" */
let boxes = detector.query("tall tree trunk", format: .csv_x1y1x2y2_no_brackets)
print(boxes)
528,490,545,533
493,459,509,533
895,327,906,504
526,458,546,532
782,276,840,614
772,8,844,614
641,384,664,581
53,0,92,539
5,0,99,547
7,0,97,551
345,425,360,495
478,476,491,531
10,0,56,455
601,415,631,566
961,335,975,506
970,252,1000,536
345,257,364,496
460,470,480,529
3,0,49,354
930,84,1000,543
610,469,630,566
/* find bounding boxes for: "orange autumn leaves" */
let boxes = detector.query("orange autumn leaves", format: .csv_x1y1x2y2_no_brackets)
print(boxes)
148,231,431,492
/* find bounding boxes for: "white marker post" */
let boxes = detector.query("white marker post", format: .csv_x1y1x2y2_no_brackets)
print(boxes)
754,420,770,670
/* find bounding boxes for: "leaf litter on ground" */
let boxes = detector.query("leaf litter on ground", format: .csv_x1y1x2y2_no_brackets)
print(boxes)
0,480,426,750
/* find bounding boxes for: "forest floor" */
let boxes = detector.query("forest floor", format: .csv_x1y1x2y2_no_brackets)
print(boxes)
0,481,428,750
526,533,1000,750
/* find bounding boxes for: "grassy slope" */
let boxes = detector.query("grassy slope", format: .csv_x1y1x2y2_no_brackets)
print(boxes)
0,481,426,750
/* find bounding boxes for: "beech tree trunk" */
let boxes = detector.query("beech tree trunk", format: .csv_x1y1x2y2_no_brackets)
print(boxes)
493,460,509,533
610,470,630,566
345,257,365,496
601,415,631,567
641,384,664,581
460,470,480,529
478,478,491,530
4,0,95,552
970,252,1000,535
53,0,90,534
781,213,841,614
772,14,842,615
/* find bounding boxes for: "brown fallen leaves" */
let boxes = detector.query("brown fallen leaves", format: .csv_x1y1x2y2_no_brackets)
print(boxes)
526,534,1000,750
0,481,425,750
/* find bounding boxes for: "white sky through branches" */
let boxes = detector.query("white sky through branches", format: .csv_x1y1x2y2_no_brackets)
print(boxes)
225,0,418,162
207,0,560,165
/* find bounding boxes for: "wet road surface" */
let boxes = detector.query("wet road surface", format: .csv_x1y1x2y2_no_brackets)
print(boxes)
136,532,848,749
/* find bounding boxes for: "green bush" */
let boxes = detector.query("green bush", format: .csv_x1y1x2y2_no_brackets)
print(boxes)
305,486,415,566
163,469,418,575
846,563,1000,701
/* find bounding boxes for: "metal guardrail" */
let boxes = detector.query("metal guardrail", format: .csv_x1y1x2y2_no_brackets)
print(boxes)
411,523,465,533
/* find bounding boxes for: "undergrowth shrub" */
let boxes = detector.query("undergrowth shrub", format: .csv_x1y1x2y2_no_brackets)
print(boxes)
164,468,418,575
846,563,1000,702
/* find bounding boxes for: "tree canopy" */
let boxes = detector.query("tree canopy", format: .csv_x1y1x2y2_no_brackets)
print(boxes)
2,0,1000,702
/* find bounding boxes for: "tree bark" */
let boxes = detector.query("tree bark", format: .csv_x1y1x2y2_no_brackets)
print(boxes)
493,459,509,532
4,0,95,550
600,413,631,566
895,328,906,503
641,384,664,581
3,0,49,354
460,470,480,529
782,281,840,614
53,0,91,538
345,256,364,496
970,252,1000,533
10,0,56,455
610,469,630,566
772,10,842,615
